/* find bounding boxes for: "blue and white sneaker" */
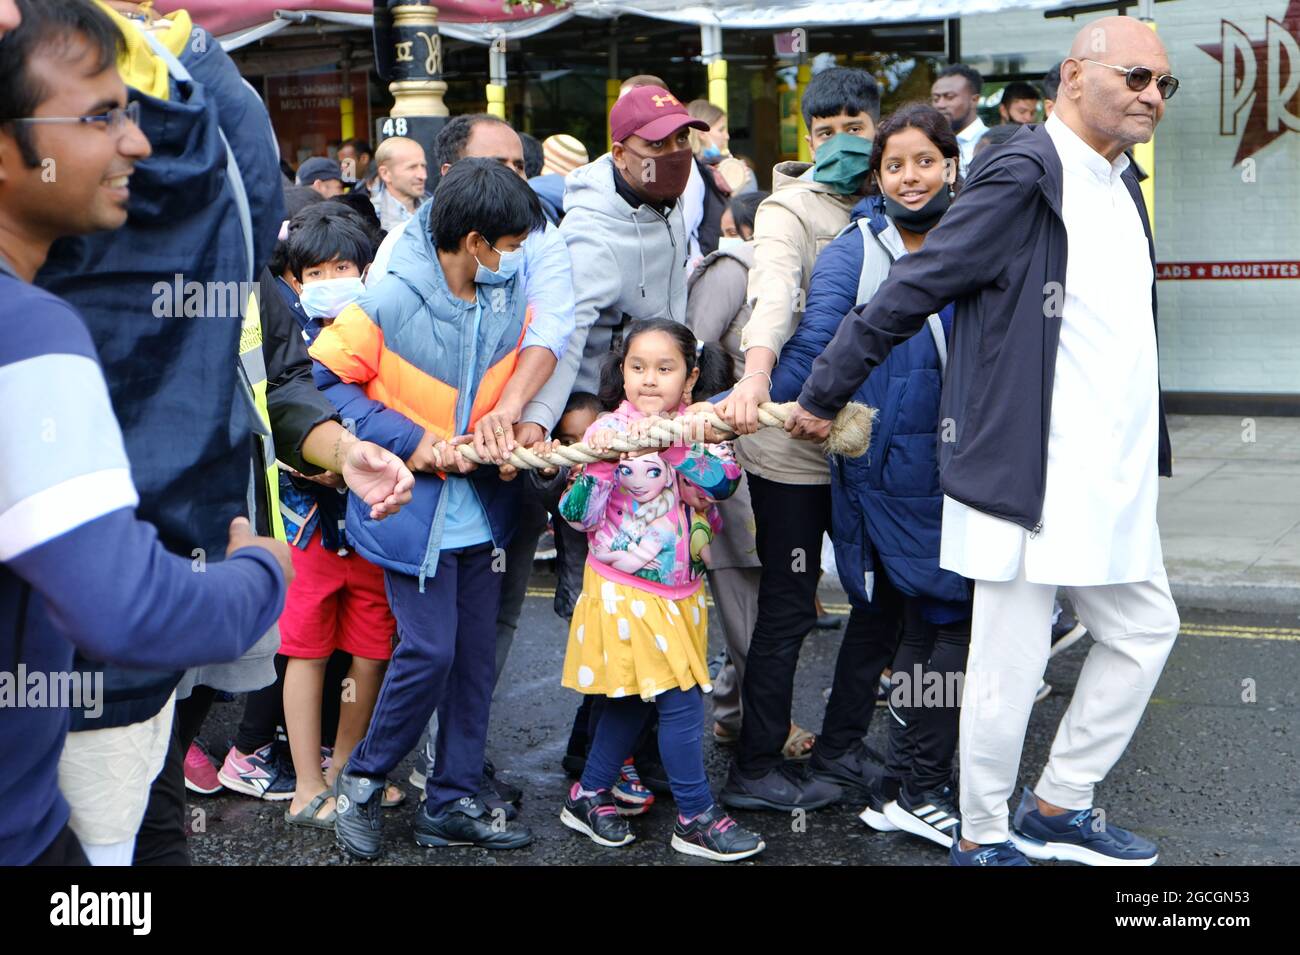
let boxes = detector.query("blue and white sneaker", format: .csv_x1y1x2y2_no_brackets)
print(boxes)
857,777,900,833
1050,605,1088,658
884,784,961,848
1009,786,1158,866
949,825,1031,866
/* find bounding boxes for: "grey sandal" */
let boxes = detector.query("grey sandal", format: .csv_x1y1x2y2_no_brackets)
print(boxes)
284,791,337,829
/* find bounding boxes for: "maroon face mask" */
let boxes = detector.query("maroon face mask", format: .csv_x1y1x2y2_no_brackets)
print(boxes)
621,143,694,203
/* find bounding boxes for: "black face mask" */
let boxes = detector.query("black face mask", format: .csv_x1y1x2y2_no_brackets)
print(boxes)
884,187,952,234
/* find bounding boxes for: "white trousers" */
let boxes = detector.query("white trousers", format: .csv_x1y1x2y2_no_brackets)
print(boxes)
58,693,176,851
958,560,1179,845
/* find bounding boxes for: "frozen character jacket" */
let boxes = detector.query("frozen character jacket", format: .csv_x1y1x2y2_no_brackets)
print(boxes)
559,401,741,600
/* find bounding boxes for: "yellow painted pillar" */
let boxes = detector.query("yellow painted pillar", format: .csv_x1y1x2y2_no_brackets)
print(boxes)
1132,19,1157,233
796,61,812,163
339,96,355,140
339,49,354,141
486,83,506,119
708,59,728,114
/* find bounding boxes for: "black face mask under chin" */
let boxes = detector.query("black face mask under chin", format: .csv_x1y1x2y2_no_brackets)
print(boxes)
884,187,952,234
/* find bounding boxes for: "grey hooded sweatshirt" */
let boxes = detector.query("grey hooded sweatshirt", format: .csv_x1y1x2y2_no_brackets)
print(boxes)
525,154,691,425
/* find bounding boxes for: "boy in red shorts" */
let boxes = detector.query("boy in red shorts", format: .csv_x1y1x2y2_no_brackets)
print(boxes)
275,204,401,827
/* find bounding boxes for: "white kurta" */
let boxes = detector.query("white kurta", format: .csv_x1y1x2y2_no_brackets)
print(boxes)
939,112,1163,587
956,116,988,178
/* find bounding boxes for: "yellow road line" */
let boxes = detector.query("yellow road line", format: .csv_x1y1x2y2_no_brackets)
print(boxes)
525,589,1300,641
1179,623,1300,642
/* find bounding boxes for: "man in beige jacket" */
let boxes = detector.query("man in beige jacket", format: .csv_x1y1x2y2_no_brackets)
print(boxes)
716,67,890,812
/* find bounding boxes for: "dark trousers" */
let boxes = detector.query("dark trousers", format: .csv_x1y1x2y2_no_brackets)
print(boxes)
133,685,217,866
233,651,350,753
349,544,501,814
737,474,903,774
580,686,712,817
493,493,549,687
884,600,971,795
817,584,904,758
32,823,90,866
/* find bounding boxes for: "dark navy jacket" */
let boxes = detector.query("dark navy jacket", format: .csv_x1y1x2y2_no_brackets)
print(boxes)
772,196,969,622
36,29,287,728
799,124,1172,534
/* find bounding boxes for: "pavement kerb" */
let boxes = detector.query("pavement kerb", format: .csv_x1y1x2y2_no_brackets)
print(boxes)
813,574,1300,615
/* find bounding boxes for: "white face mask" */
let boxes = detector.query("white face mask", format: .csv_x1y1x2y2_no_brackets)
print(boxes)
474,242,524,286
299,276,365,319
716,236,746,253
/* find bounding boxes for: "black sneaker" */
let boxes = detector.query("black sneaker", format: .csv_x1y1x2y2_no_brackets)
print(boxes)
483,759,523,805
671,805,765,862
560,784,635,847
884,784,961,849
478,786,519,821
414,795,533,850
808,740,886,793
416,779,520,821
1050,606,1087,657
334,766,384,860
719,761,842,812
857,776,901,833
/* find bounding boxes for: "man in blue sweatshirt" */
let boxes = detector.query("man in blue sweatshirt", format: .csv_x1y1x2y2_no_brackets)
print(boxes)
0,0,293,865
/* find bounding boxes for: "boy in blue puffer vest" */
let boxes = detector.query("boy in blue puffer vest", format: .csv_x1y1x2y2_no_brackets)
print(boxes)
312,159,558,859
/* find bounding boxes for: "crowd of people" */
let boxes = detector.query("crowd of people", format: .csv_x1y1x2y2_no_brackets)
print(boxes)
1,0,1181,868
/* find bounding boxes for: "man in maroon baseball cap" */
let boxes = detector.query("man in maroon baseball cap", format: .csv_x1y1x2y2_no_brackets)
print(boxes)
610,86,709,206
523,82,714,586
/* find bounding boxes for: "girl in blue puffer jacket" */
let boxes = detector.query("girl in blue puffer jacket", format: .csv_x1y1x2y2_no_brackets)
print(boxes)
770,104,972,851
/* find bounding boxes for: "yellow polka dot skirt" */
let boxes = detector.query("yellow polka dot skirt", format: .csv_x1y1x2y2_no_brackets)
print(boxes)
562,564,712,701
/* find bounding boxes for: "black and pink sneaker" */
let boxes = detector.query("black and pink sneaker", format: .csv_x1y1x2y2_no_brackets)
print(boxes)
560,783,635,848
671,805,765,862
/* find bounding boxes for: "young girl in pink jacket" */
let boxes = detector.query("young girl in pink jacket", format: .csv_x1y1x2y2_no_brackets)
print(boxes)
555,319,766,862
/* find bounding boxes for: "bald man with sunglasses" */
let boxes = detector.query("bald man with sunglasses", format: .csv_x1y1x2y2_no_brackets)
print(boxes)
788,16,1182,866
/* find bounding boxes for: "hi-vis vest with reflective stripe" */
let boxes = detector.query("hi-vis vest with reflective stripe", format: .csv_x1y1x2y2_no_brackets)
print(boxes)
240,291,285,541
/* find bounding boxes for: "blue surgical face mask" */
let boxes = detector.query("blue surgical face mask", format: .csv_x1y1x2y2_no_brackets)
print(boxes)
716,236,746,253
299,276,365,319
475,241,524,285
701,143,722,162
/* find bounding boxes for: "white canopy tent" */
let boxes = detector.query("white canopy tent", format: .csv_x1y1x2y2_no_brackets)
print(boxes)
214,0,1072,50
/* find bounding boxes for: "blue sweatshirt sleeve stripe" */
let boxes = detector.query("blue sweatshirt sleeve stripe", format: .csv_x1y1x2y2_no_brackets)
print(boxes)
0,353,140,556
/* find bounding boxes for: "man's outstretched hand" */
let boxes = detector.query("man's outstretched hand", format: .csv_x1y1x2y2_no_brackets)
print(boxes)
343,440,415,519
784,403,832,442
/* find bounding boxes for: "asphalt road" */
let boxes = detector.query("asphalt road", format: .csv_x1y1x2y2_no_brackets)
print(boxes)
188,572,1300,867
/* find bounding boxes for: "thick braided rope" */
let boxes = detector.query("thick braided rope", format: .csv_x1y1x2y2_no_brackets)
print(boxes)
454,400,872,471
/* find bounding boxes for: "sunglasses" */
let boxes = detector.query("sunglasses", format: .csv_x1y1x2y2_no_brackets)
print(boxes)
1081,59,1180,100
